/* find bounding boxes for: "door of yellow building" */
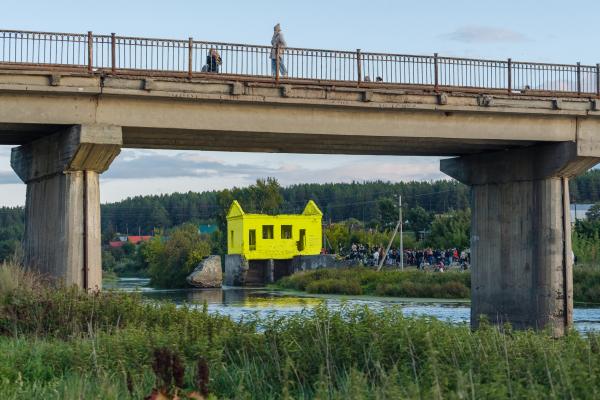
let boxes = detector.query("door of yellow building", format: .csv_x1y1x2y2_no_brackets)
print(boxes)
249,229,256,251
298,229,306,251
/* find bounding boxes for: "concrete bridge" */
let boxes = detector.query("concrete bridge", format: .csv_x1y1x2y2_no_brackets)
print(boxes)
2,30,600,336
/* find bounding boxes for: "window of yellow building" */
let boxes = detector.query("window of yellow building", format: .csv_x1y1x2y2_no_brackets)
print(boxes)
249,229,256,250
281,225,292,239
263,225,274,239
230,230,234,245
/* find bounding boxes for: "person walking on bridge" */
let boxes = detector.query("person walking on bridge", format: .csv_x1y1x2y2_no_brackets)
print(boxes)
271,23,288,78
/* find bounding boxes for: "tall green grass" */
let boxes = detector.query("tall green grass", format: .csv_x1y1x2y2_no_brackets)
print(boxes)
574,264,600,304
278,266,600,304
277,267,471,299
3,262,600,399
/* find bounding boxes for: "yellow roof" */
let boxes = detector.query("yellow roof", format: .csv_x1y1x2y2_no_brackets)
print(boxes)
226,200,322,219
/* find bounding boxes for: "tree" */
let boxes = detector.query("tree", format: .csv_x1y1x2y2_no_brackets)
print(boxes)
586,203,600,223
251,177,283,214
145,224,211,288
405,206,433,233
426,210,471,249
378,198,397,229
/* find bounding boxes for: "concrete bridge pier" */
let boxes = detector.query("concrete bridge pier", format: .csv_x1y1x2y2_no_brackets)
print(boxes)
441,142,600,336
11,125,122,291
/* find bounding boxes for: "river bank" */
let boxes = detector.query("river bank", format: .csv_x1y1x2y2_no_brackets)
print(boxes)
3,263,600,399
275,266,600,305
107,276,600,332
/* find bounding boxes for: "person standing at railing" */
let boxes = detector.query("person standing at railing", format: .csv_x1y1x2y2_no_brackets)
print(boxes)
203,48,222,73
271,23,288,77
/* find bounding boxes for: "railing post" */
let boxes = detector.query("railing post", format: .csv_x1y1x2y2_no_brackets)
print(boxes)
356,49,362,87
577,62,581,95
275,46,280,84
596,63,600,98
507,58,512,94
434,53,439,92
87,31,93,74
188,37,193,79
111,33,116,74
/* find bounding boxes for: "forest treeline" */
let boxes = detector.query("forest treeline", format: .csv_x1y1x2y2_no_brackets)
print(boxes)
2,170,600,262
100,179,470,236
98,168,600,234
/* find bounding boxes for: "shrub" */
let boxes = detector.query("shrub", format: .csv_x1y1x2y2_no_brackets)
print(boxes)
279,267,471,300
306,278,363,295
145,224,211,288
439,281,470,298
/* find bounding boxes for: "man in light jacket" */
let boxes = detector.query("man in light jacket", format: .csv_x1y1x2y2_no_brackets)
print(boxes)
271,23,288,77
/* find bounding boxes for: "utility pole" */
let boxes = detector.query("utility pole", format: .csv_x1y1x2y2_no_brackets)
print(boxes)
399,194,404,270
377,193,403,272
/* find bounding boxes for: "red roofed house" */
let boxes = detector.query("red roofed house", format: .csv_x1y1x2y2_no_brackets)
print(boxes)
127,235,152,245
108,235,152,248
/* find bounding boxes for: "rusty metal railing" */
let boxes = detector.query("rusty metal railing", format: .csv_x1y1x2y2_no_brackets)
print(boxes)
1,29,599,97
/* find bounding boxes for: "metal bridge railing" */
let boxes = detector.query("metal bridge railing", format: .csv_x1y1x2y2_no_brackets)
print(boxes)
1,29,599,97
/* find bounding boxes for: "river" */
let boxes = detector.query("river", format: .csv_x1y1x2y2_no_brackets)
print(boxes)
108,277,600,332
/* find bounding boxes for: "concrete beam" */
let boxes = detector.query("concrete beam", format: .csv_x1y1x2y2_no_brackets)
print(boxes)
1,71,600,156
11,125,122,291
441,141,600,185
441,142,600,336
11,124,122,182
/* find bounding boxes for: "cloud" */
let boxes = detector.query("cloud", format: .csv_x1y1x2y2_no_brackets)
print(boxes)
98,153,446,204
0,149,447,205
102,151,445,185
0,171,19,184
103,151,281,181
443,25,528,43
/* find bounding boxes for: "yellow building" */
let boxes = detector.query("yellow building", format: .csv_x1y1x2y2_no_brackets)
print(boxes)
226,200,323,260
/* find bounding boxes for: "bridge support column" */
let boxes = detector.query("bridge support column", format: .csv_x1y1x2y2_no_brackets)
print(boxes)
441,142,599,336
11,125,122,291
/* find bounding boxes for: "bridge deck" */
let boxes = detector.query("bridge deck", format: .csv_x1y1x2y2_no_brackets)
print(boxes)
0,68,599,156
0,29,599,156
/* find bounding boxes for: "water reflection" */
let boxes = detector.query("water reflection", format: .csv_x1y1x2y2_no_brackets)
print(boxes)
107,277,600,332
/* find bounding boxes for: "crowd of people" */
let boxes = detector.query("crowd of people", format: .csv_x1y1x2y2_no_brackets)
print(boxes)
341,243,470,271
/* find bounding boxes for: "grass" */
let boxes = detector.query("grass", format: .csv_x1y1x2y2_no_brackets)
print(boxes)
102,270,119,283
277,266,600,304
574,264,600,304
3,261,600,398
277,267,471,299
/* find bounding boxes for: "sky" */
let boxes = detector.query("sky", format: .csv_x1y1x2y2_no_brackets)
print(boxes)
1,0,599,206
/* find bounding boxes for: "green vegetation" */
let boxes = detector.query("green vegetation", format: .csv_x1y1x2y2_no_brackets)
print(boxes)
101,224,219,288
325,219,419,252
0,207,24,262
324,209,471,252
572,204,600,264
102,241,147,277
3,262,600,399
426,209,471,249
144,224,212,289
570,169,600,203
101,179,470,236
277,266,600,304
574,265,600,304
2,171,600,263
278,267,471,299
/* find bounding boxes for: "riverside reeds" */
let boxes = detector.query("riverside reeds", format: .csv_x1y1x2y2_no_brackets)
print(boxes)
2,262,600,399
276,267,471,299
277,266,600,304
